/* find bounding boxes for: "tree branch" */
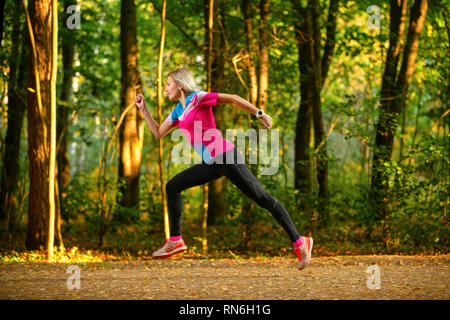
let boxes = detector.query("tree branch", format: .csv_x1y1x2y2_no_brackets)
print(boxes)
321,0,339,88
149,0,203,53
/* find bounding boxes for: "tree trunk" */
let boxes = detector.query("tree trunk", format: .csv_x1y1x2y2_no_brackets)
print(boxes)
47,0,58,259
292,1,313,212
399,102,407,163
208,0,227,226
291,0,339,230
0,0,5,44
313,0,340,227
242,0,258,161
240,0,271,246
369,0,408,229
156,0,169,240
25,0,53,250
257,0,269,111
370,0,428,246
55,0,76,249
362,59,375,186
118,0,144,216
54,178,63,249
242,0,258,106
411,87,422,148
309,0,329,226
395,0,428,108
239,0,259,246
202,0,215,254
321,0,339,86
0,1,28,235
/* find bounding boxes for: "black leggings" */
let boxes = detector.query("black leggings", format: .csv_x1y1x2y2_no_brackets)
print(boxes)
165,147,300,243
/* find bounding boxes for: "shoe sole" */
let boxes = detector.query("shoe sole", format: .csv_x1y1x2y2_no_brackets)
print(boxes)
306,237,313,265
153,246,187,259
298,237,313,270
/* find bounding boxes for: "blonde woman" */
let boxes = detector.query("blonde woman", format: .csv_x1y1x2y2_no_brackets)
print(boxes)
135,67,313,270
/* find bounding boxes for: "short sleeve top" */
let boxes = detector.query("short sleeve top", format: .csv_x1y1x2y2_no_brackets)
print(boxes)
162,91,235,163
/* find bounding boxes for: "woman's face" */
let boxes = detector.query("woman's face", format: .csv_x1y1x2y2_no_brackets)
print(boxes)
165,76,182,101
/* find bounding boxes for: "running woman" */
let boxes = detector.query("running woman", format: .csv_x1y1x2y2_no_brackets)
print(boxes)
135,67,313,270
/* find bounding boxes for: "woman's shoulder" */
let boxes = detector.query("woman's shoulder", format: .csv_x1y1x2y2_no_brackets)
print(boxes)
194,90,216,97
193,91,218,106
192,90,206,98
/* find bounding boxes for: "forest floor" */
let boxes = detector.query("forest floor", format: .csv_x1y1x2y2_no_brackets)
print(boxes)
0,254,448,300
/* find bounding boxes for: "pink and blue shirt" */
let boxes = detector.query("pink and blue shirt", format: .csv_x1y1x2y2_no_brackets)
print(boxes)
163,91,236,163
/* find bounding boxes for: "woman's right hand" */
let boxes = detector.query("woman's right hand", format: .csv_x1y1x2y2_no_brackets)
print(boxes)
135,94,146,109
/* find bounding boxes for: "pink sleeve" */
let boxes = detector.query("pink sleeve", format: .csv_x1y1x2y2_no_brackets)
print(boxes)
196,92,218,108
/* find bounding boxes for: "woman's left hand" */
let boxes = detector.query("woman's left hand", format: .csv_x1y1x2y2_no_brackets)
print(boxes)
258,113,273,130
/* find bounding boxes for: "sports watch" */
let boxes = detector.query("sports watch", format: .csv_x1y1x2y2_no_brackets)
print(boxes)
255,109,265,118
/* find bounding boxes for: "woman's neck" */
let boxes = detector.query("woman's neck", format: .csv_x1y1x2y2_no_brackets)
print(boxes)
178,90,187,109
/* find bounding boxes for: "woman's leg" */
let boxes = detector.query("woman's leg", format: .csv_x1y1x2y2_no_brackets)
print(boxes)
165,162,224,237
224,148,301,243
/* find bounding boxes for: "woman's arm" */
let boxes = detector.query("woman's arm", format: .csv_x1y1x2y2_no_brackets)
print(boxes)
217,93,272,129
135,94,172,139
217,93,259,115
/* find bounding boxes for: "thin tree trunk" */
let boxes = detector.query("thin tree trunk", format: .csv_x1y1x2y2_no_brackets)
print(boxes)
156,0,169,240
55,0,76,248
47,0,58,260
411,87,422,147
54,177,63,249
399,102,407,163
257,0,269,111
0,0,5,44
321,0,339,87
240,0,259,246
395,0,428,109
242,0,257,155
208,0,227,226
242,0,258,106
202,0,214,255
362,61,374,186
149,0,202,52
241,0,271,246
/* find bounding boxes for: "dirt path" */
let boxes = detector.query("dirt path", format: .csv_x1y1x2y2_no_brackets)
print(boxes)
0,255,448,300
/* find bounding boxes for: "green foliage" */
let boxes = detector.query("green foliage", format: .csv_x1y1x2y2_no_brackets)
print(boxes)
63,172,126,247
0,0,448,257
0,247,102,263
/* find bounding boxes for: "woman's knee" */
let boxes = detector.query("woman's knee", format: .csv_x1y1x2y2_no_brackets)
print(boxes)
166,179,180,194
251,184,277,210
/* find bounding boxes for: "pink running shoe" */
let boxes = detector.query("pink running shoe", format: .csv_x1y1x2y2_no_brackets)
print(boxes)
293,236,313,270
152,239,187,259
